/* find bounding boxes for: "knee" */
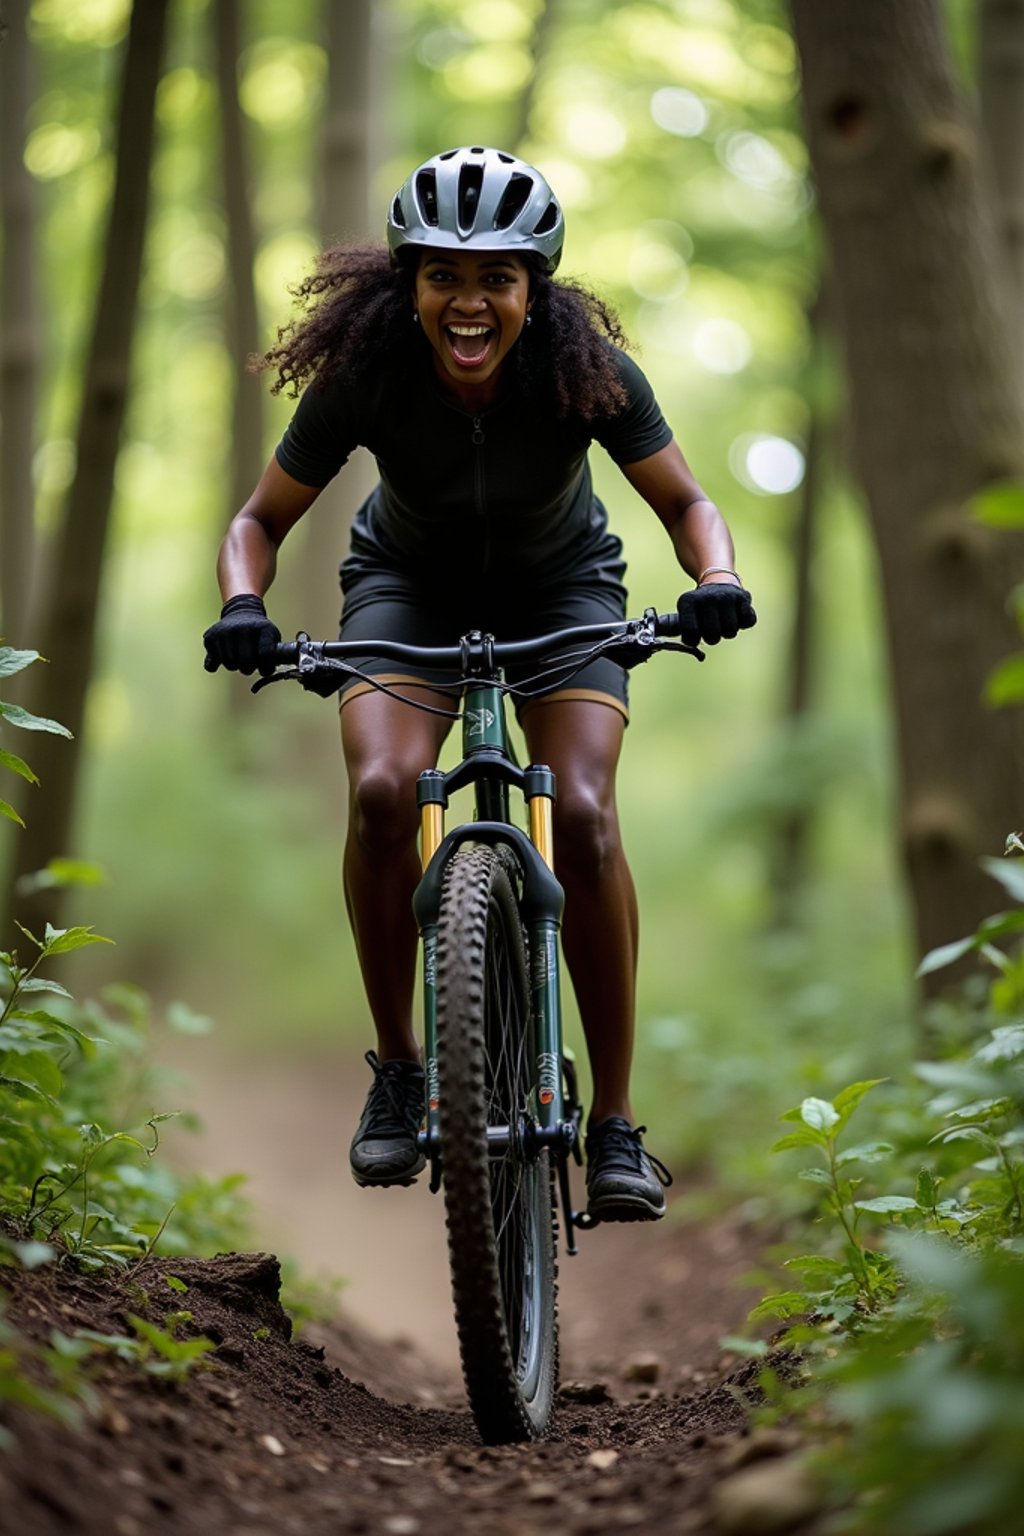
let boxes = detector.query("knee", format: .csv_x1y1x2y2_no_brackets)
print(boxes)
553,784,621,876
349,763,418,852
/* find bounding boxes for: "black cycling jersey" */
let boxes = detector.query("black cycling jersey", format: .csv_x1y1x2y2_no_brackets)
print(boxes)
274,343,673,589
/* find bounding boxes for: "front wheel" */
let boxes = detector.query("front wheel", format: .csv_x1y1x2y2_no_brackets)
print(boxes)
435,845,558,1442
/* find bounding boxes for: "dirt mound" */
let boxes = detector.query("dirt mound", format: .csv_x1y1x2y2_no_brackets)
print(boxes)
0,1216,800,1536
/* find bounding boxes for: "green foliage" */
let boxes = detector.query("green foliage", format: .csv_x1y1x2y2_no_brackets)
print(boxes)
0,931,250,1267
0,646,71,826
749,847,1024,1534
74,1313,216,1383
0,1308,95,1451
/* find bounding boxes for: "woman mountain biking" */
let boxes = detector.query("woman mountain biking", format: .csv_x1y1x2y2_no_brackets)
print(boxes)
203,146,756,1223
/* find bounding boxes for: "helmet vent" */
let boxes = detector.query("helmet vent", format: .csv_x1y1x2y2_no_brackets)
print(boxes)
457,162,484,232
415,169,439,226
533,200,560,236
390,194,406,229
495,173,532,229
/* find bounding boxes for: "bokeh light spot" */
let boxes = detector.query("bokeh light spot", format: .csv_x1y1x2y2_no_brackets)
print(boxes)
692,318,751,374
730,433,806,494
650,87,709,139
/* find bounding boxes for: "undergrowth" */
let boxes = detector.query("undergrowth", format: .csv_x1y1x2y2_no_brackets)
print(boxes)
746,837,1024,1535
1,645,250,1437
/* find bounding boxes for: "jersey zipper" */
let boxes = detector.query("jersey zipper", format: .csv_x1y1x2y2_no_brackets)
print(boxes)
471,415,489,570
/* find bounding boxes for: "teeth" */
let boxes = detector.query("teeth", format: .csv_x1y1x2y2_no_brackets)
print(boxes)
448,325,491,336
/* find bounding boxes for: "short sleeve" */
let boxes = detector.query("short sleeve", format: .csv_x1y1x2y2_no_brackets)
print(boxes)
593,348,674,466
274,376,363,488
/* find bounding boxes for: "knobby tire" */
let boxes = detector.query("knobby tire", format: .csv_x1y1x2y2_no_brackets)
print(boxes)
435,846,558,1443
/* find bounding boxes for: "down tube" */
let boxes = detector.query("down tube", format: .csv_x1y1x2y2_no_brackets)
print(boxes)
530,919,563,1130
422,924,440,1145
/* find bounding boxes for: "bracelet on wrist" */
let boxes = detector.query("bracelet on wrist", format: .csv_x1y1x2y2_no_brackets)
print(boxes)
696,566,742,587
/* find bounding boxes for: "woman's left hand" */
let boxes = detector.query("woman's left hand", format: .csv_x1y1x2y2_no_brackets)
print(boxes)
676,583,757,646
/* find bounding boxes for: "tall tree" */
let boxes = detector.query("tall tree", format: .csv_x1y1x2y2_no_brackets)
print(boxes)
0,0,40,646
213,0,264,557
292,0,377,640
789,0,1024,969
978,0,1024,328
2,0,170,934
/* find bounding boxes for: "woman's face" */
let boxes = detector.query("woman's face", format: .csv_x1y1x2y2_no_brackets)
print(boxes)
414,249,531,401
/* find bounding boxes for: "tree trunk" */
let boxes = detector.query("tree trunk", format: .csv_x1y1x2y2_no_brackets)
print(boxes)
3,0,169,935
771,302,826,926
507,0,561,152
213,0,264,553
0,0,40,646
291,0,376,642
978,0,1024,328
789,0,1024,967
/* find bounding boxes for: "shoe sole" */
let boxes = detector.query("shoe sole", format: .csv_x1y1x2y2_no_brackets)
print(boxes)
586,1192,666,1223
351,1156,427,1190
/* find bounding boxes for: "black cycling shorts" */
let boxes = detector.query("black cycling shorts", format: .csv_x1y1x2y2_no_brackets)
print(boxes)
334,560,630,719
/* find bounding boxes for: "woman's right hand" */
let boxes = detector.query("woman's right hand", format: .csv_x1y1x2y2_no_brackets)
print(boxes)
203,594,281,674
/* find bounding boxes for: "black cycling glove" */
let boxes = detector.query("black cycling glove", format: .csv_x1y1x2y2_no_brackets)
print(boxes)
203,594,281,675
676,583,757,647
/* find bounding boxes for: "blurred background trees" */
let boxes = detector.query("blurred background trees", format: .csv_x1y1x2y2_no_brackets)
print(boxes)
1,0,1020,1160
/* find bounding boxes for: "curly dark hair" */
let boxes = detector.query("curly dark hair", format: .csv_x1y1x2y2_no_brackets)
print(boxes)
255,244,632,425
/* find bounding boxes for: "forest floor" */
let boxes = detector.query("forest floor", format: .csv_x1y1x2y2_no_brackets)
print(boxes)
0,1055,826,1535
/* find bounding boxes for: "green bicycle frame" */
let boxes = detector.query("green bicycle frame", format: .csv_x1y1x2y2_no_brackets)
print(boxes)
412,678,565,1188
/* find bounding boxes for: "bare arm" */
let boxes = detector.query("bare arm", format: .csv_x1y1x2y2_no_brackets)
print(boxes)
215,457,324,601
620,441,742,588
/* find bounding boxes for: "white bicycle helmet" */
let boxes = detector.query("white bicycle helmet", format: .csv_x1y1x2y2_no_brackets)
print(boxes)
387,146,564,274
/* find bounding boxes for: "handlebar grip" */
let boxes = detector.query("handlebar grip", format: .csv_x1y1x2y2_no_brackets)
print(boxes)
655,610,681,637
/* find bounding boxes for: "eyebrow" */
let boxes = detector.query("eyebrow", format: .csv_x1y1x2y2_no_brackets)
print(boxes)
424,256,519,271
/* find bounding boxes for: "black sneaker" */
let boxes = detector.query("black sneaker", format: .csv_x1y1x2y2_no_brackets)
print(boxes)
584,1116,672,1222
350,1051,426,1188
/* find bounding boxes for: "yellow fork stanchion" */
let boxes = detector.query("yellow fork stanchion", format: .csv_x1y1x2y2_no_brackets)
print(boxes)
525,764,556,870
421,802,444,871
418,769,448,871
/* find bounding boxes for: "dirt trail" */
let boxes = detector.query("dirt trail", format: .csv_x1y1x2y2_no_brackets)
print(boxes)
0,1055,820,1535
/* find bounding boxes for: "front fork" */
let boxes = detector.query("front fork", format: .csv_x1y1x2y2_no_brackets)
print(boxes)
415,769,585,1247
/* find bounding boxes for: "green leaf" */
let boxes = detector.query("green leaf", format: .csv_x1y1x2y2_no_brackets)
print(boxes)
971,480,1024,527
986,652,1024,706
16,977,74,1001
771,1128,825,1153
747,1290,808,1323
17,859,106,896
784,1255,848,1281
9,1009,98,1057
164,1275,188,1294
0,1074,58,1107
40,925,113,956
797,1167,834,1185
13,1050,63,1097
0,647,41,677
916,935,977,977
835,1141,895,1167
853,1195,920,1214
0,797,25,826
166,1001,212,1036
0,746,38,784
0,702,72,737
979,855,1024,905
800,1097,840,1132
719,1336,768,1359
0,1236,57,1270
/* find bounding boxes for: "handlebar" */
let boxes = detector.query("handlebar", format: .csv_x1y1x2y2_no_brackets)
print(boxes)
270,606,693,673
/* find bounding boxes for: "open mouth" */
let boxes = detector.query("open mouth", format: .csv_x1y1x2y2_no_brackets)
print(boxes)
445,323,496,368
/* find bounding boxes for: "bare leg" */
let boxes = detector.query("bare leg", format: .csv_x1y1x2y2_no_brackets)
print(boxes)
521,700,637,1127
340,686,455,1062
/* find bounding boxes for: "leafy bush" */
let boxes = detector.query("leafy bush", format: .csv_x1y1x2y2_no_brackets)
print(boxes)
750,841,1024,1534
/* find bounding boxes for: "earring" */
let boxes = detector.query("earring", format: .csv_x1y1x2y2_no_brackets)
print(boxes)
525,314,532,327
412,312,420,325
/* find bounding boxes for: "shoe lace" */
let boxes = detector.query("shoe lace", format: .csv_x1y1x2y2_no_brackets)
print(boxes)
360,1050,424,1139
592,1121,673,1188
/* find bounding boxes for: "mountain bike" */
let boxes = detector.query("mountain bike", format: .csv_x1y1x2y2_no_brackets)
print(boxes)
250,607,701,1443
